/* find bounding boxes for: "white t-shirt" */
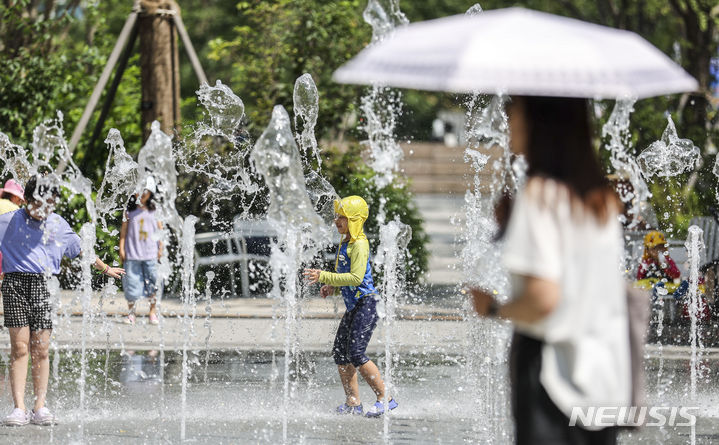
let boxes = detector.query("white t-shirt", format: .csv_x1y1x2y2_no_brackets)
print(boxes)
502,178,631,428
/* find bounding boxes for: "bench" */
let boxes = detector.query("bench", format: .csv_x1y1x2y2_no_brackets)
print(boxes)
194,218,339,298
194,219,275,298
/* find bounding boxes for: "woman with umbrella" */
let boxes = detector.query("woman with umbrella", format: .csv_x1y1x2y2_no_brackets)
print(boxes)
470,96,630,444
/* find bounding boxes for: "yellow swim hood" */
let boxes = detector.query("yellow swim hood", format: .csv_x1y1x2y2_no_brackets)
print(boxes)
334,196,368,243
644,230,667,248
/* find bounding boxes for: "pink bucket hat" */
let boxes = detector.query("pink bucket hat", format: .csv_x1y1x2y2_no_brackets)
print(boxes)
1,179,25,202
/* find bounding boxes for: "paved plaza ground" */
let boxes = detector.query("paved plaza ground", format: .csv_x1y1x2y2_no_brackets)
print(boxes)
0,291,714,443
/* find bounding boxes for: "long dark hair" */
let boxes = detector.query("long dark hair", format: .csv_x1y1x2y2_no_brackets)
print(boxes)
127,192,156,212
521,96,617,222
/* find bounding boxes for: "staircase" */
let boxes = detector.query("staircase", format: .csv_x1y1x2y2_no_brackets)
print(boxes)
413,194,465,286
400,142,473,193
400,143,471,286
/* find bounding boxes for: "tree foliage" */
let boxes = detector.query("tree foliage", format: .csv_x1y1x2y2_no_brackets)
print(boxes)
207,0,370,139
1,0,718,288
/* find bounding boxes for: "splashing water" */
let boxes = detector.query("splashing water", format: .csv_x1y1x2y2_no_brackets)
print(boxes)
0,132,32,182
374,218,411,442
359,89,404,189
179,215,198,442
363,0,408,44
460,95,514,290
137,122,180,316
95,129,138,233
685,225,704,445
137,121,198,439
139,122,181,231
360,0,408,190
465,3,483,15
458,88,515,442
637,116,700,178
251,106,329,245
197,79,246,137
251,105,333,442
602,98,651,227
711,153,719,202
291,73,338,223
177,81,260,225
454,9,519,436
6,114,115,441
304,170,339,226
293,73,321,169
77,222,97,437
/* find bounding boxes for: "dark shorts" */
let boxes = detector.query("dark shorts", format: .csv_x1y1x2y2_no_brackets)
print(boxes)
333,294,378,367
2,273,52,331
510,332,618,445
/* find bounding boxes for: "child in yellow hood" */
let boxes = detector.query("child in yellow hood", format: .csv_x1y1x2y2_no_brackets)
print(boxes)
304,196,397,417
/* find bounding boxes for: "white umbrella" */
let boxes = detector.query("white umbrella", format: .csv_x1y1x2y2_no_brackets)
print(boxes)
333,7,698,99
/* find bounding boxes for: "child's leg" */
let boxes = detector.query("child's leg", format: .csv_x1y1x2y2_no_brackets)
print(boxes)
358,361,386,401
145,260,158,317
124,260,140,315
29,329,51,411
9,327,30,410
338,364,361,406
333,312,360,406
348,297,388,402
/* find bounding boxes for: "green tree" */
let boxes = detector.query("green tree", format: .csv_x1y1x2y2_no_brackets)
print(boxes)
207,0,370,139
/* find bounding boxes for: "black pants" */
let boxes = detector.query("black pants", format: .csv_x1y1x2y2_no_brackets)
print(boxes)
510,332,618,445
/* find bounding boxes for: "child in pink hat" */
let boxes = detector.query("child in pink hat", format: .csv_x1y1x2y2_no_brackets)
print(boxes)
0,179,25,275
0,179,24,215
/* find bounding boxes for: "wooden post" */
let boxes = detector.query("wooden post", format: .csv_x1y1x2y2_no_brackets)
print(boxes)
138,0,181,141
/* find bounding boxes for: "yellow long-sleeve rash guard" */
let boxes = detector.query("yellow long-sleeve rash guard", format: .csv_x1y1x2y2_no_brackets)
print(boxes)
318,238,370,287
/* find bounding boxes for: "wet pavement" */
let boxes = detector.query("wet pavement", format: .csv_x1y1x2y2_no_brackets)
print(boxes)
0,348,713,443
0,292,716,443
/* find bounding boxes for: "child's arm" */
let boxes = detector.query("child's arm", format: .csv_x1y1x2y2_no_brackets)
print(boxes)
320,285,334,298
119,212,128,263
157,220,163,260
316,240,370,287
92,257,125,279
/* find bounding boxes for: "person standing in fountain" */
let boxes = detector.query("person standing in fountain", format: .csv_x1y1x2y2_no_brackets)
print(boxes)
470,97,631,444
0,179,25,214
0,179,25,276
0,176,124,426
119,176,162,325
304,196,397,417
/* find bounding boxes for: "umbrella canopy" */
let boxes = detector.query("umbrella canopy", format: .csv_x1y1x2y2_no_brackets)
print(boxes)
333,7,698,99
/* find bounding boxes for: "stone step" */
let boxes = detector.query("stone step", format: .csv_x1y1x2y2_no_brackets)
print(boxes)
424,269,464,285
409,176,472,194
399,142,507,195
402,142,506,160
426,234,462,248
402,142,467,159
401,159,475,176
426,244,460,258
412,193,467,285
